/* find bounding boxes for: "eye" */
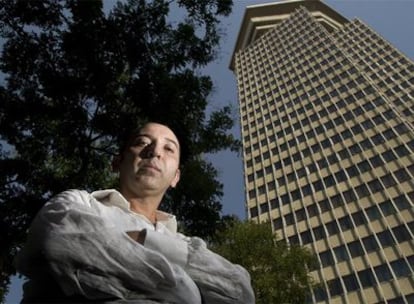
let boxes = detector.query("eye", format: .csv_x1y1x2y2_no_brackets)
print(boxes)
132,137,150,147
164,145,176,153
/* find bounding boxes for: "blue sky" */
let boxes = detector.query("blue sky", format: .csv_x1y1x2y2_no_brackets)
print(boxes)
5,0,414,302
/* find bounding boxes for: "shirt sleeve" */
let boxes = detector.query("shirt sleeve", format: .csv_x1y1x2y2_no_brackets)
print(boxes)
144,229,255,304
15,190,202,303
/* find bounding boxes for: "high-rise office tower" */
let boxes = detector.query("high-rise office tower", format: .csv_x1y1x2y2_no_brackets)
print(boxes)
230,1,414,303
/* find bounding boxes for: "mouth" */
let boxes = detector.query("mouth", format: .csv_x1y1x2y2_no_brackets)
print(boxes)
140,163,161,173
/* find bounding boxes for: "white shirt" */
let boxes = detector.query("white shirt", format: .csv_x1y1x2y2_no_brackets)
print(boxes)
16,189,255,303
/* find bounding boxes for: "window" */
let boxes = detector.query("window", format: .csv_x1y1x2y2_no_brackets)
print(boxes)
395,122,410,134
283,157,292,166
362,235,379,253
331,194,344,208
346,164,359,177
334,116,345,126
345,95,356,104
357,160,371,173
312,179,324,191
331,134,342,144
369,155,384,167
334,245,349,262
362,119,374,130
352,211,367,226
327,153,339,165
363,102,375,111
383,129,396,140
377,230,395,247
317,158,329,170
307,204,318,217
408,164,414,176
341,129,352,139
289,234,299,245
358,268,376,288
372,114,385,125
287,172,296,183
259,202,269,213
250,206,258,217
295,208,306,221
328,278,343,297
270,198,279,209
351,124,363,135
285,213,294,225
392,225,412,243
374,264,393,282
326,221,339,236
353,106,364,117
408,139,414,152
360,138,374,150
390,259,411,277
302,184,313,197
383,109,396,119
368,179,383,193
314,287,328,302
273,218,283,229
371,134,385,145
355,184,370,199
319,199,331,213
335,170,348,183
394,194,411,210
339,215,353,231
321,138,331,149
343,273,359,292
394,168,411,183
343,111,354,121
324,175,336,188
378,199,395,216
366,205,381,221
300,230,313,244
348,240,364,257
258,185,266,195
291,189,302,201
394,142,409,157
313,226,326,241
311,142,321,152
265,165,273,175
382,150,397,162
343,189,357,203
319,250,334,267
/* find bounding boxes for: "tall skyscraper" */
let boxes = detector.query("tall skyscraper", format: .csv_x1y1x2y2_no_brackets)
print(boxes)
230,1,414,303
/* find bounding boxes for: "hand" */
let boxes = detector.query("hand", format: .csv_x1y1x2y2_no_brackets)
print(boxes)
126,230,146,244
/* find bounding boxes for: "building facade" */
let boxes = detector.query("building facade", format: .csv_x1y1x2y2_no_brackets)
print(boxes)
230,1,414,303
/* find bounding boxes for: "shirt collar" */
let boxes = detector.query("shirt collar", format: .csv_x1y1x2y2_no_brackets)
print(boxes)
91,189,178,233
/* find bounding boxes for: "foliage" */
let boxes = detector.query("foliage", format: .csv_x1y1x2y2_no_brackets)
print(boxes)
0,0,236,299
212,220,319,304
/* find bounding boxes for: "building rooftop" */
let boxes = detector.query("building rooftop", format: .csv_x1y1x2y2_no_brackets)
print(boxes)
229,0,349,71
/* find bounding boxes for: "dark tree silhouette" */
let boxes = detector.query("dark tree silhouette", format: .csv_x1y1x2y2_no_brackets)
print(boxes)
0,0,237,299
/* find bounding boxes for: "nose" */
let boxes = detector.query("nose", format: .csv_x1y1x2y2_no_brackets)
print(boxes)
143,143,161,158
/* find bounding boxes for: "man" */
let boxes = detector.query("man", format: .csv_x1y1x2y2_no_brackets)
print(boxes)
16,122,255,303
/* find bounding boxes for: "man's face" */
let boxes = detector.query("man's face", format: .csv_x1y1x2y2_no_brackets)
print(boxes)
116,123,181,199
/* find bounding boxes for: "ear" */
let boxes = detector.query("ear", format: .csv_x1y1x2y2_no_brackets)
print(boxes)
112,155,121,172
170,169,181,188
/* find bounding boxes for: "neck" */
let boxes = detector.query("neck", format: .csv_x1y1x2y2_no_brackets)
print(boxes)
124,194,161,224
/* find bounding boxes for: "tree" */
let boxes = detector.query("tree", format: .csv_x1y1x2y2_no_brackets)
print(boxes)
212,220,319,304
0,0,237,299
